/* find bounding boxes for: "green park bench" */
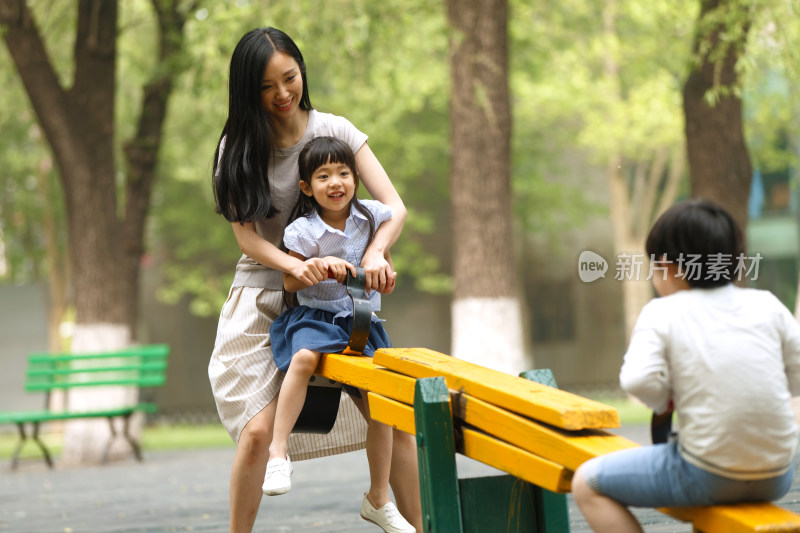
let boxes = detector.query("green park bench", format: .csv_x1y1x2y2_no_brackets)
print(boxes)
0,343,169,469
314,347,800,533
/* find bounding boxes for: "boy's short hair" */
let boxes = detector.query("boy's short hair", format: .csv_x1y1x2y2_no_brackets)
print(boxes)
645,199,745,288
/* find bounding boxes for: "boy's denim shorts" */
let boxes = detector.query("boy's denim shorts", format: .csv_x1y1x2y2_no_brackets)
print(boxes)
580,440,793,508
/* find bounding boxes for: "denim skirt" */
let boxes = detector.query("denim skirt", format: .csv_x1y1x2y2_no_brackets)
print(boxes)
270,305,391,372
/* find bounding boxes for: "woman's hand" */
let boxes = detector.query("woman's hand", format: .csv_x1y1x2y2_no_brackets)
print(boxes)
361,247,394,293
376,271,397,294
356,142,406,293
324,256,356,283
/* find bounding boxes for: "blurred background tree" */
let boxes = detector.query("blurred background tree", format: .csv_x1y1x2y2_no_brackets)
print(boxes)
2,0,800,460
1,0,195,463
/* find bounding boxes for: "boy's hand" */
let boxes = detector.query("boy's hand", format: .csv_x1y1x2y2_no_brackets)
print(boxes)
324,256,356,283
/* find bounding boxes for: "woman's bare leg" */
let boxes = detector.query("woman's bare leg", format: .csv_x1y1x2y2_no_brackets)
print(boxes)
269,349,320,460
389,428,422,532
353,393,423,531
572,464,643,533
358,389,393,508
229,401,276,533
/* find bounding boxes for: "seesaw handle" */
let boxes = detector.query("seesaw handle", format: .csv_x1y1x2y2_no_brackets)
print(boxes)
326,266,371,355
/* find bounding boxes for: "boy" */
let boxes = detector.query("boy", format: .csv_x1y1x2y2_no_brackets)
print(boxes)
573,199,800,533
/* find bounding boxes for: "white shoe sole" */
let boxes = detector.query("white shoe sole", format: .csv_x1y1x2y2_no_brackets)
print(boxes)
263,484,291,496
360,514,384,531
361,512,413,533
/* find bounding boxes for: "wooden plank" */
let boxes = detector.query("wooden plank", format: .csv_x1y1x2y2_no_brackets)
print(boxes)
518,367,572,533
458,476,538,533
375,348,619,430
415,377,464,532
367,390,572,494
461,427,572,494
315,352,416,404
368,392,415,434
457,393,638,470
662,503,800,533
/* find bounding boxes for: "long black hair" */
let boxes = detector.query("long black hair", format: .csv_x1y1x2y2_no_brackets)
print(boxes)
289,136,376,244
212,27,313,222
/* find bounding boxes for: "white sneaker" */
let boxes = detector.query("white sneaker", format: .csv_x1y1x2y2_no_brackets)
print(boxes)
360,493,415,533
262,456,292,496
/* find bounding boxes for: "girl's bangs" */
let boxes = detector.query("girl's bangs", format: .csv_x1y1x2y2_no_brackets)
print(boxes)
304,139,355,175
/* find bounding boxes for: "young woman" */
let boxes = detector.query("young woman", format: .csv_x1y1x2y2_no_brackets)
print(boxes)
209,28,421,533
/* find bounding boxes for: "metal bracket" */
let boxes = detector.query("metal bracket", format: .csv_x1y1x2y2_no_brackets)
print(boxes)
342,266,372,355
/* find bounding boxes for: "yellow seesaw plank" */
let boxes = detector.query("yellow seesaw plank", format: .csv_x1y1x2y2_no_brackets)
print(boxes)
663,503,800,533
461,427,573,494
316,352,416,404
374,348,619,430
456,393,638,470
459,391,800,530
368,392,416,434
367,391,571,494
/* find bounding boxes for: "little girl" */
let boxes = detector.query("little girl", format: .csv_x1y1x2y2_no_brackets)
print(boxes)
262,136,413,533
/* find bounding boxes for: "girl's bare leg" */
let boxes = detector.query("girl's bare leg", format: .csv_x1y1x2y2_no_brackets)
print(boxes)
269,349,320,460
229,402,276,533
572,464,643,533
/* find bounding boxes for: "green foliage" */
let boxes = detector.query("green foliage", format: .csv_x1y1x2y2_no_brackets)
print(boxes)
742,1,800,176
508,0,697,242
0,42,65,282
3,0,800,318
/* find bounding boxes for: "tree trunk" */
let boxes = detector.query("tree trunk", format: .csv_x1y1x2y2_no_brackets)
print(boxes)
1,0,189,463
36,145,70,413
7,0,128,465
683,0,752,237
446,0,526,374
121,0,189,334
34,141,69,353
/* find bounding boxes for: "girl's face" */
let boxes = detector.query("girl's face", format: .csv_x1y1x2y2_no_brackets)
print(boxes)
299,157,356,219
261,51,303,122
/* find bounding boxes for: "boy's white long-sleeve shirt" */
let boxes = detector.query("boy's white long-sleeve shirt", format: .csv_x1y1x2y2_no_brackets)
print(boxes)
620,284,800,480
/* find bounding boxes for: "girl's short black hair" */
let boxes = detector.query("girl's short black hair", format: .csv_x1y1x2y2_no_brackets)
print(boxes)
645,199,744,288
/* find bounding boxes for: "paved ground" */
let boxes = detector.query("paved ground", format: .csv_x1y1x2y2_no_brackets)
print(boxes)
2,425,799,532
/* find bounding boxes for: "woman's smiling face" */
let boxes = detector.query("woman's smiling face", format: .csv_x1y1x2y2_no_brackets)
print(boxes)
261,51,303,122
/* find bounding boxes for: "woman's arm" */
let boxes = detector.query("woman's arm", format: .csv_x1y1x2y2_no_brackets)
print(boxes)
232,222,328,287
355,142,407,292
